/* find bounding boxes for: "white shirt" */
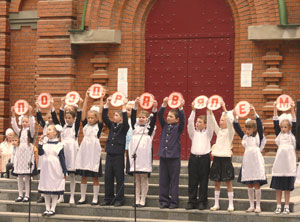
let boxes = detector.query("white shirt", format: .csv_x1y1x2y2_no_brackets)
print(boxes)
187,110,213,155
209,112,234,157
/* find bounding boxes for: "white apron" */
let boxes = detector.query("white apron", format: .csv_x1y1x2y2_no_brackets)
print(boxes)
38,142,65,193
61,125,79,172
272,132,297,177
75,123,101,172
241,135,266,181
38,125,48,170
128,124,153,173
13,129,34,175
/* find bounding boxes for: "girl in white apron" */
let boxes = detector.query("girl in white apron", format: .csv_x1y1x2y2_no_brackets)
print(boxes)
75,90,103,205
11,105,35,203
38,125,67,217
51,98,82,205
271,102,296,215
128,97,157,207
233,105,267,213
36,102,55,203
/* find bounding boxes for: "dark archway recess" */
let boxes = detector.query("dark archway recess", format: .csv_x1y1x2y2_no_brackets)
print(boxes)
145,0,234,160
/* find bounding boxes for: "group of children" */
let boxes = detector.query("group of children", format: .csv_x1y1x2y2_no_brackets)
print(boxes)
1,91,299,216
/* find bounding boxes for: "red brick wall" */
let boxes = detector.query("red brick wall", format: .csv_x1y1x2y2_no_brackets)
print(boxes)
3,0,300,156
10,27,37,108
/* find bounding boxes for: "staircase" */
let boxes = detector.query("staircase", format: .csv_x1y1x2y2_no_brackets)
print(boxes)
0,156,300,222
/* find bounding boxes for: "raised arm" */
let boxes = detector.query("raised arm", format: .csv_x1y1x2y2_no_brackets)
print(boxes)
148,100,158,136
102,96,112,128
207,109,220,134
187,102,196,140
178,98,186,134
233,113,244,139
28,105,35,137
252,105,264,141
122,98,129,132
11,106,20,135
158,97,168,127
81,90,89,121
273,102,281,136
50,99,60,125
131,97,139,129
35,102,46,128
291,102,296,136
98,95,104,123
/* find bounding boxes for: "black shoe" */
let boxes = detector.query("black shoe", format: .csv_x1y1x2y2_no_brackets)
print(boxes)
91,201,99,206
100,201,111,206
48,210,55,216
186,203,196,210
15,196,23,202
22,196,30,202
114,201,124,207
198,202,207,210
132,203,139,207
160,204,169,209
169,205,178,209
37,196,45,203
77,200,86,205
42,210,49,216
138,204,146,208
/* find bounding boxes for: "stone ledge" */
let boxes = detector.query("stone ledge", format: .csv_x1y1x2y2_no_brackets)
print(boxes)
248,25,300,40
9,11,38,30
70,29,121,44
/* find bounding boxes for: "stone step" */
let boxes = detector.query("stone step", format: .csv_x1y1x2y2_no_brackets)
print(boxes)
1,189,299,212
0,211,200,222
1,200,300,221
3,177,299,201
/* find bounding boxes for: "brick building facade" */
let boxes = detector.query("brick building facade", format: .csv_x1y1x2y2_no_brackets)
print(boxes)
1,0,300,159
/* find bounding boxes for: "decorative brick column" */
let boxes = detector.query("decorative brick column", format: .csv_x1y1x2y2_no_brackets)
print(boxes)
262,50,283,155
36,0,76,104
0,1,10,140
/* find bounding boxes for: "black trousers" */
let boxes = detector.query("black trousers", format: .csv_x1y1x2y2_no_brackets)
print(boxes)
188,153,210,205
104,154,125,203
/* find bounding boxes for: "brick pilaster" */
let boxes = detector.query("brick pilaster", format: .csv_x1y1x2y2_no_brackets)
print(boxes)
36,0,77,105
0,1,10,140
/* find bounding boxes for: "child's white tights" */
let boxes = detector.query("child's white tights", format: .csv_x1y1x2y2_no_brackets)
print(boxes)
135,174,149,206
17,175,30,197
44,194,58,212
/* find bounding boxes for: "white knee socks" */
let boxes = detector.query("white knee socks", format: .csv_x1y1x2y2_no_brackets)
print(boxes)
69,174,76,204
248,188,254,210
228,192,234,211
214,190,220,208
255,189,261,212
92,185,99,204
79,183,87,202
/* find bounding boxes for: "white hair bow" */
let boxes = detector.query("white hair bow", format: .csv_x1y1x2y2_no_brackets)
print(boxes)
127,101,135,105
90,106,100,112
278,113,292,125
245,118,252,124
55,124,63,132
5,128,14,137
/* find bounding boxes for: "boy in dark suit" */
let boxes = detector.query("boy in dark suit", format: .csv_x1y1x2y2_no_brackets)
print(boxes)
101,96,129,206
158,97,185,209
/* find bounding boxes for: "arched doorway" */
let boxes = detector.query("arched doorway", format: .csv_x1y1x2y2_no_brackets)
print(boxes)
145,0,234,160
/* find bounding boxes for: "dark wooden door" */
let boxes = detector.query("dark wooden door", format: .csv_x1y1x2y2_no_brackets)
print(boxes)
145,0,234,160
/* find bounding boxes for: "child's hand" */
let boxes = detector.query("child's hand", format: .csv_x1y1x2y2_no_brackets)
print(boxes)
106,96,112,106
39,135,46,142
78,97,83,106
163,97,168,106
124,97,128,105
11,106,15,113
191,101,195,111
135,97,140,106
86,89,90,98
35,101,40,110
28,105,32,112
153,100,158,109
179,99,185,109
273,101,277,108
